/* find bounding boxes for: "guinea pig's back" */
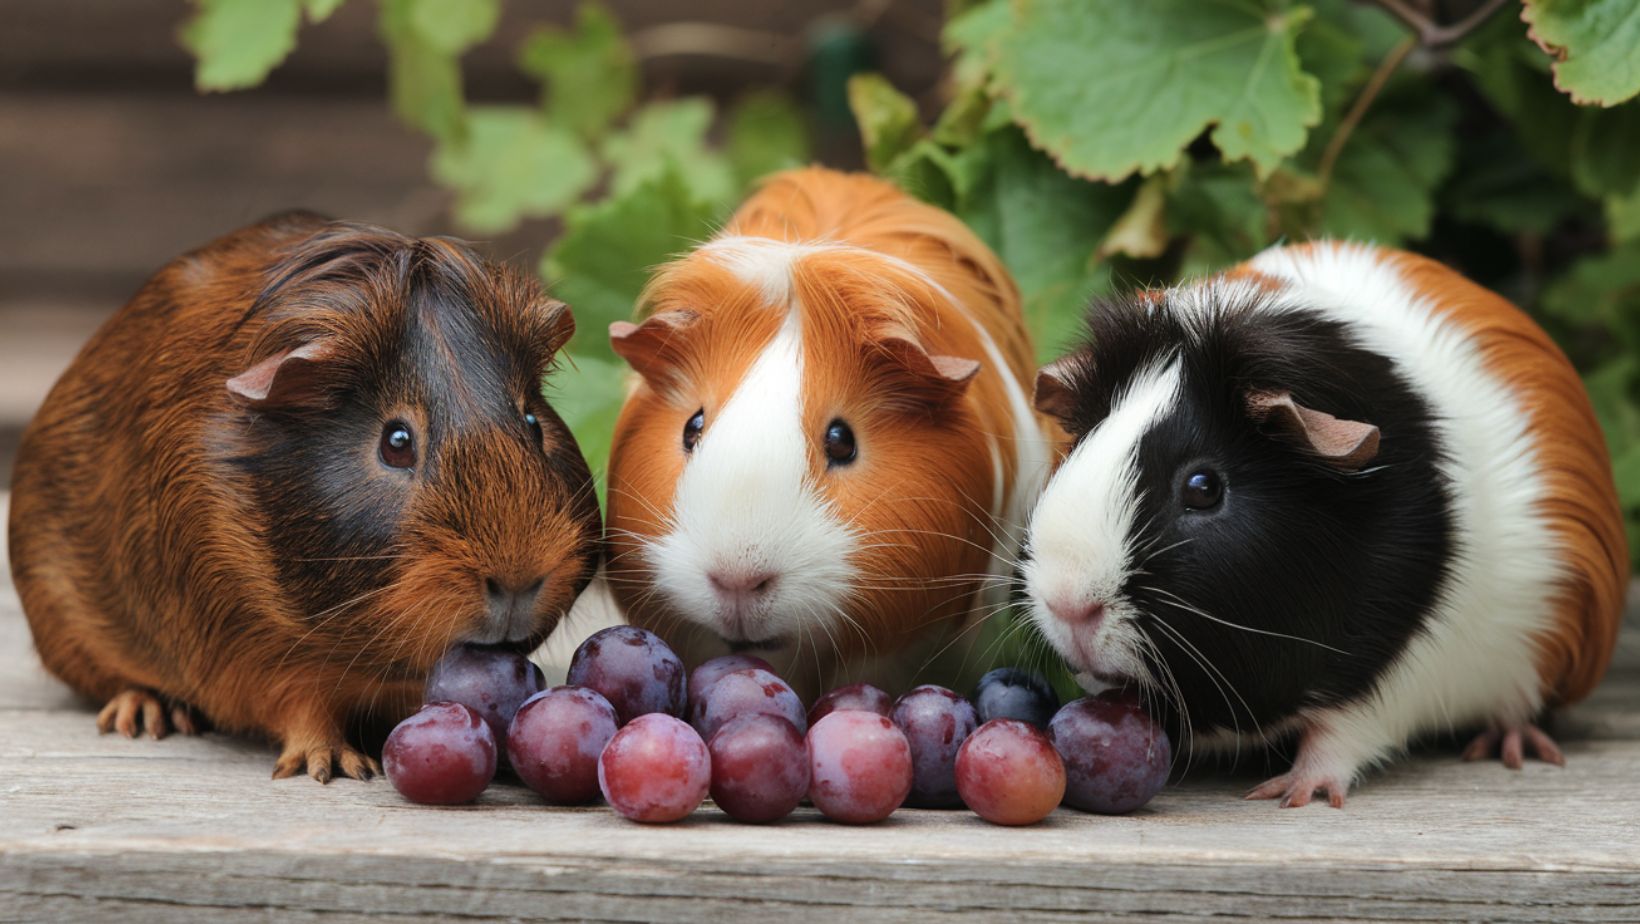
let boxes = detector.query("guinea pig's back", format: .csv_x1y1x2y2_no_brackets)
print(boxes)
1248,242,1627,708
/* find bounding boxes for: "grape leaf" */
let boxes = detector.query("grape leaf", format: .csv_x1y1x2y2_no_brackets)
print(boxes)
847,73,923,174
953,128,1131,360
541,169,720,362
726,92,810,187
180,0,301,92
518,2,637,140
992,0,1322,181
542,351,629,508
943,0,1009,90
1522,0,1640,106
430,107,597,233
379,0,465,140
601,99,737,208
304,0,345,22
405,0,498,55
1315,93,1457,243
1167,161,1270,276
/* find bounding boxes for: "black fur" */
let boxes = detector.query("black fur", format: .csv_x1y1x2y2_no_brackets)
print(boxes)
1056,290,1455,737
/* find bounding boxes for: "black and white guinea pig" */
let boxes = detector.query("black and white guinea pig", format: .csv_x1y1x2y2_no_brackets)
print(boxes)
1022,241,1628,807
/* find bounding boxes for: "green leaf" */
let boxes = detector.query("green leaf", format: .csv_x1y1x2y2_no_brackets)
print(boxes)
847,73,923,174
992,0,1322,181
1315,93,1457,242
518,2,638,140
953,128,1131,359
379,0,466,140
1522,0,1640,106
1614,443,1640,509
1541,244,1640,354
602,99,737,208
1608,187,1640,243
430,107,598,233
726,92,810,186
543,352,629,509
1167,161,1270,276
304,0,345,22
407,0,499,54
1444,127,1590,236
542,169,720,362
1099,174,1170,260
180,0,301,92
1569,102,1640,200
943,0,1009,90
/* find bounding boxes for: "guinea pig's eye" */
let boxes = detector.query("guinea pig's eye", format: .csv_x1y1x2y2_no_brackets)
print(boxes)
823,419,857,467
524,411,543,445
682,409,705,453
1181,469,1223,510
379,421,416,470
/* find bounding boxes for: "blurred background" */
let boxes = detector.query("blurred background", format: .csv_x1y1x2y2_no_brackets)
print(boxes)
3,0,1637,568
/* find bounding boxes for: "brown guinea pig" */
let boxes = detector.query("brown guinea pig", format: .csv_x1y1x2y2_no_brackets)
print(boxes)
7,212,602,781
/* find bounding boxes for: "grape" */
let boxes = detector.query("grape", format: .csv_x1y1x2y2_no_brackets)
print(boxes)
891,685,978,808
597,713,711,823
689,667,806,741
423,644,545,750
806,711,913,824
972,667,1060,728
954,718,1065,826
566,626,687,725
1049,694,1171,814
707,714,809,823
807,682,893,726
383,702,496,805
687,654,774,704
505,686,619,804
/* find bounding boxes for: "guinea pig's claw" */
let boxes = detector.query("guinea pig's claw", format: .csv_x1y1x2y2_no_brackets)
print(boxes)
1461,723,1565,769
272,741,381,783
1245,771,1349,809
96,689,170,740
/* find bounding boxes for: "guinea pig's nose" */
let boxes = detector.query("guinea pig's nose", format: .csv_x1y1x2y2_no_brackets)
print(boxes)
1048,597,1106,629
707,568,778,600
485,575,546,609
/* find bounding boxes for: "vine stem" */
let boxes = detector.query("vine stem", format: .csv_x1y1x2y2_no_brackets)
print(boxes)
1365,0,1514,48
1316,35,1417,190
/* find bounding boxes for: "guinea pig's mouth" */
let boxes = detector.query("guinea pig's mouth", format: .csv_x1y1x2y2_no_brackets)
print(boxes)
721,634,792,653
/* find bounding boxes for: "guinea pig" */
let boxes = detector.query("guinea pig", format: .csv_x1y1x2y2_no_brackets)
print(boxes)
1022,241,1628,807
603,168,1054,698
7,212,602,781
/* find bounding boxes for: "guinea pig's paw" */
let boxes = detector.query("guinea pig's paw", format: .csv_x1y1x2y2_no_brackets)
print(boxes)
272,737,382,783
1460,723,1565,770
96,689,175,740
1245,768,1351,809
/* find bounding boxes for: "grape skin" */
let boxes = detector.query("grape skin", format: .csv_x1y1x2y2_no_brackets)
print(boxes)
598,713,711,823
506,686,619,804
891,685,978,808
566,626,687,725
383,702,497,805
707,713,810,823
688,667,807,741
806,711,914,824
1049,695,1171,814
955,718,1066,826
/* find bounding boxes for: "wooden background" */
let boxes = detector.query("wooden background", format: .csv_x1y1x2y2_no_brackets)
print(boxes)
0,0,944,483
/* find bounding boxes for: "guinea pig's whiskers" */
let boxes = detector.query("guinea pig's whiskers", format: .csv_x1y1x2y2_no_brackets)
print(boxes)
272,583,398,678
1143,585,1348,656
1147,615,1269,758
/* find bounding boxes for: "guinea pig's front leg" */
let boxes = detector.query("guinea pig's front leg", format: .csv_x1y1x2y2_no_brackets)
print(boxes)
1245,717,1373,809
267,692,381,783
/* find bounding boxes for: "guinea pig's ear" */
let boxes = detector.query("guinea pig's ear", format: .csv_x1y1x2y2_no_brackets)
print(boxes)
530,297,576,359
609,309,699,383
870,328,981,408
1033,355,1083,425
1246,389,1380,471
226,340,338,410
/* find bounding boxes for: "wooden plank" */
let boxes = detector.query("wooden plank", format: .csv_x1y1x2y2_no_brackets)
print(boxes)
1,490,1637,921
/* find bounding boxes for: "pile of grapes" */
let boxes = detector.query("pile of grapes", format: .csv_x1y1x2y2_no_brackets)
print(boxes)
384,626,1171,825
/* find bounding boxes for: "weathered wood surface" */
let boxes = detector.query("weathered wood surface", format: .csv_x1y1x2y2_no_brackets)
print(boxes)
1,492,1637,922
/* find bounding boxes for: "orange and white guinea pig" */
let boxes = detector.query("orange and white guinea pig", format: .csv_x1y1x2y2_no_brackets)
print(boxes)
603,168,1054,697
1023,241,1628,806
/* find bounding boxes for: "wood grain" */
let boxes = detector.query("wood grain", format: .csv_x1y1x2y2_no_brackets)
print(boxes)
1,494,1637,921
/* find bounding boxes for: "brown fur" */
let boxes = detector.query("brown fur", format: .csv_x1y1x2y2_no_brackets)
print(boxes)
7,212,602,780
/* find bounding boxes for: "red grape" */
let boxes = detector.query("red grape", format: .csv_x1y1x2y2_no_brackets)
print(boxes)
597,713,710,823
687,654,774,704
1049,695,1171,814
566,626,686,725
972,667,1059,728
423,644,544,750
506,686,618,804
689,667,806,741
383,702,496,805
807,682,893,726
707,713,809,823
955,718,1065,826
806,711,913,824
891,685,978,808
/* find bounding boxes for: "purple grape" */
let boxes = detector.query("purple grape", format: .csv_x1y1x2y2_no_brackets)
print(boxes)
973,667,1059,728
1049,695,1171,814
597,713,711,823
566,626,686,725
806,711,913,824
707,713,809,823
383,702,496,805
423,644,545,750
891,685,978,807
808,682,894,726
955,718,1065,826
506,686,618,804
687,654,774,704
688,667,806,741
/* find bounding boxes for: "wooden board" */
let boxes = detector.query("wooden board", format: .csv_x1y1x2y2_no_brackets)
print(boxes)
1,493,1637,922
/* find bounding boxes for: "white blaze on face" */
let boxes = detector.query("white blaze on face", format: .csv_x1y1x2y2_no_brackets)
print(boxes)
647,253,856,646
1022,357,1182,686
